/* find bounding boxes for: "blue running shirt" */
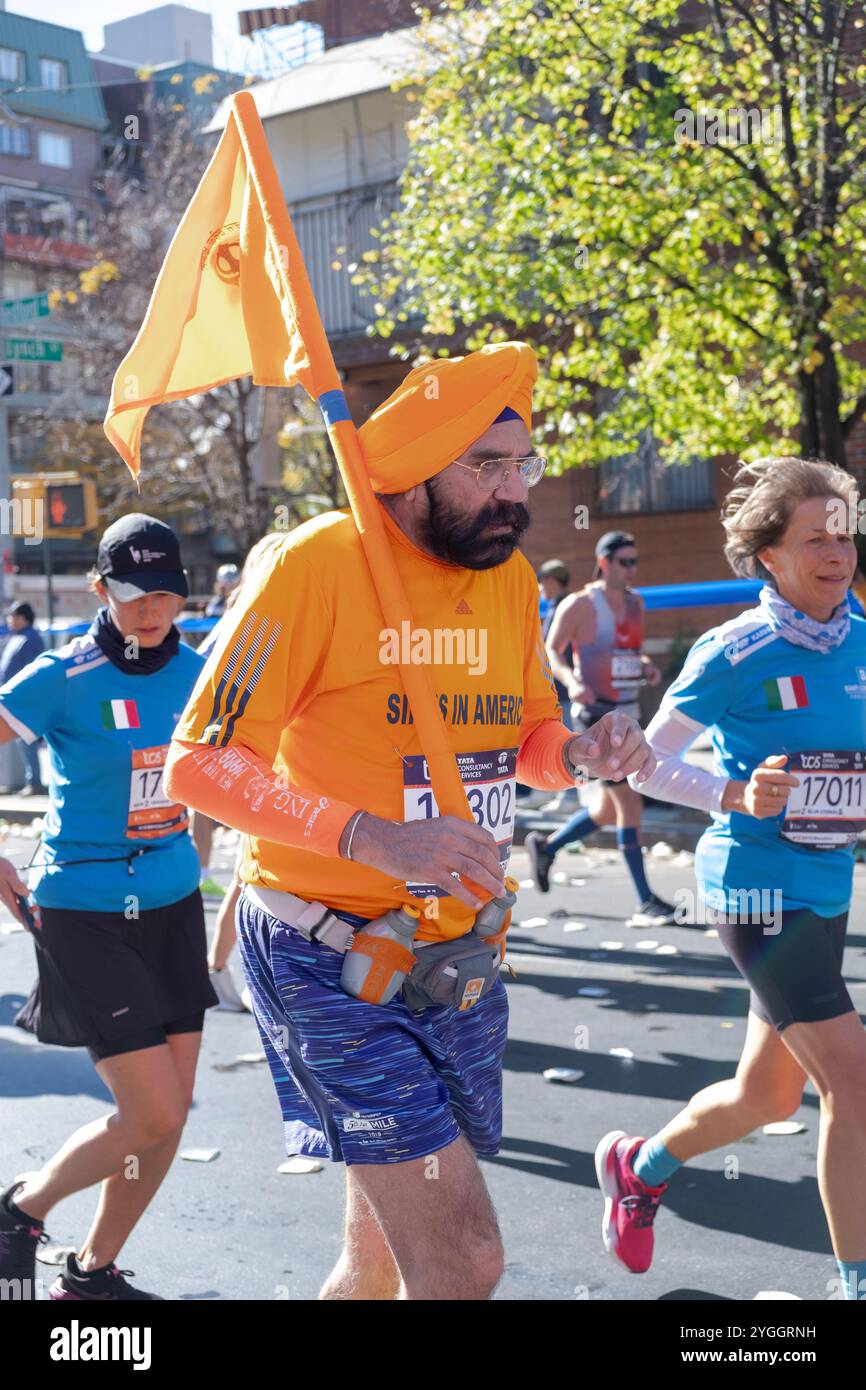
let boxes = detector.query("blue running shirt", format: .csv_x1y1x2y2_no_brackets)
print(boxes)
663,607,866,917
0,635,205,911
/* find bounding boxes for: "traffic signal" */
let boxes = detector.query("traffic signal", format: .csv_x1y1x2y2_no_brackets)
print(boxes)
10,473,98,539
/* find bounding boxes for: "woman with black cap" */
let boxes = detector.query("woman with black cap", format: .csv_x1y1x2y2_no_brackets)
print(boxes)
0,514,217,1301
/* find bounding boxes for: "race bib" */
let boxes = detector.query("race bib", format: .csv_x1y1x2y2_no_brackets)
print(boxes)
127,745,189,840
402,746,517,898
611,648,644,690
781,750,866,850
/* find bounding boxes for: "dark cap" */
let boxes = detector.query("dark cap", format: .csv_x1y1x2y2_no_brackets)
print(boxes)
5,601,34,624
537,559,570,586
96,513,188,601
594,530,636,560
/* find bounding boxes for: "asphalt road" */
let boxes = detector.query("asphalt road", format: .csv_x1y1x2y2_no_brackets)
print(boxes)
1,822,863,1302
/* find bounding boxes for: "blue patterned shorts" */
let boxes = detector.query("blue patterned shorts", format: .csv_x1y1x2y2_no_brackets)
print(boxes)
236,889,509,1165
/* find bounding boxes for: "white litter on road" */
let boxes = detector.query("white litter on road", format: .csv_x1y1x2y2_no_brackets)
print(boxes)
563,921,588,932
552,871,568,884
655,944,678,955
753,1291,802,1300
577,986,609,997
543,1068,584,1084
278,1156,324,1174
762,1122,806,1136
650,841,674,859
704,928,719,938
180,1148,221,1163
37,1246,76,1267
569,878,587,887
519,879,535,888
519,917,548,929
610,1047,635,1059
634,940,660,951
235,1052,267,1064
600,941,624,950
673,850,694,867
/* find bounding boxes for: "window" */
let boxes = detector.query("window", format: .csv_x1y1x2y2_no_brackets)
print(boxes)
598,432,715,514
0,48,24,83
0,124,30,157
37,131,71,168
40,58,67,91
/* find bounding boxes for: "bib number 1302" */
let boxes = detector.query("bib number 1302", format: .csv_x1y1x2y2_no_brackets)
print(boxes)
402,747,517,898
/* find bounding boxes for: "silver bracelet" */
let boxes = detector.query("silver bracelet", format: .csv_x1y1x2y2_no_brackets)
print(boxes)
345,811,365,861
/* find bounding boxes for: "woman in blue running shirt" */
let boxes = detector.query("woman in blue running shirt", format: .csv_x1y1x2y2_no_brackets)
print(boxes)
594,458,866,1300
0,514,217,1301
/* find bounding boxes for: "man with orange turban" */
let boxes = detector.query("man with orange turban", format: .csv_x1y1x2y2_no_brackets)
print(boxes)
165,340,655,1300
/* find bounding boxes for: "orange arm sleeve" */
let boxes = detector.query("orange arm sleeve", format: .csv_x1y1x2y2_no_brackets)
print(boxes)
516,719,575,792
164,738,359,859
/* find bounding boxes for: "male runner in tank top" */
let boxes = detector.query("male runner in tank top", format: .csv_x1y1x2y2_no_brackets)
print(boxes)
526,531,676,926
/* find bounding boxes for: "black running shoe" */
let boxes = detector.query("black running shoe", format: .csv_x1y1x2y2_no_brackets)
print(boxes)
525,831,555,894
0,1182,49,1300
49,1252,164,1300
627,895,678,927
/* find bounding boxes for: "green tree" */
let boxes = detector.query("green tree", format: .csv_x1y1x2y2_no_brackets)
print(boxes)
363,0,866,470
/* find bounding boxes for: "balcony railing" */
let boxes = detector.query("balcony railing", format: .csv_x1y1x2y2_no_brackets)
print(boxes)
290,180,404,338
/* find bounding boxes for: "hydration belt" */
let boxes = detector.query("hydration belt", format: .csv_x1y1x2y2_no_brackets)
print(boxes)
243,883,358,953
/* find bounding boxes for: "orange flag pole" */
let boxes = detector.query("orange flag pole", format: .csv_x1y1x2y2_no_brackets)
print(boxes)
223,95,490,892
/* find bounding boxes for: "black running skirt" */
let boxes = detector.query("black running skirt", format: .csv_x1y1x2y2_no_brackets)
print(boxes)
15,889,218,1049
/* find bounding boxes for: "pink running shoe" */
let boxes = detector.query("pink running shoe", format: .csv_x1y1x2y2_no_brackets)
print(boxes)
594,1130,667,1273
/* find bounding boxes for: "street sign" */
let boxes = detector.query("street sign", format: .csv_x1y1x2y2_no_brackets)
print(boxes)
3,338,62,362
0,364,15,397
0,293,50,326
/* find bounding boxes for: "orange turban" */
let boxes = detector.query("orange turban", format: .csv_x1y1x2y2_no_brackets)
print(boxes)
359,341,537,494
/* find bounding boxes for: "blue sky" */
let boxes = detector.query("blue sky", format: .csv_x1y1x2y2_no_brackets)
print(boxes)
8,0,271,74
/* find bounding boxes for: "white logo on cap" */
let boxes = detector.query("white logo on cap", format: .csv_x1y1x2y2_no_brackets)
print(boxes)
128,544,167,565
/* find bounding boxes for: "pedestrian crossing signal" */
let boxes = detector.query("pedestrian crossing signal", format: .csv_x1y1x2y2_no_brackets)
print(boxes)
10,472,98,539
47,483,86,529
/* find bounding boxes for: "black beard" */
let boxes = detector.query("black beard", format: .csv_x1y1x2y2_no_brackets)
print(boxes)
418,478,531,570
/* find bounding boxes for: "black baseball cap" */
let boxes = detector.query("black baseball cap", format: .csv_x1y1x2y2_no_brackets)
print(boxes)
6,601,34,623
97,514,188,601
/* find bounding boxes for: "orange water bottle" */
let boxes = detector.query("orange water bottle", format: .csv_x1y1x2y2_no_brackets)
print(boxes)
340,904,421,1004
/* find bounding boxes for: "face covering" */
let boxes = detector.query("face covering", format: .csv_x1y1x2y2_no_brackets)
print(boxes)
89,605,180,675
758,583,850,653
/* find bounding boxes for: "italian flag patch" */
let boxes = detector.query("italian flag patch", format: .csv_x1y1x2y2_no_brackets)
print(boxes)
763,676,808,711
101,699,140,730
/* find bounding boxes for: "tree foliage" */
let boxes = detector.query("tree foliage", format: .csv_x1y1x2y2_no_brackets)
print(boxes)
363,0,866,470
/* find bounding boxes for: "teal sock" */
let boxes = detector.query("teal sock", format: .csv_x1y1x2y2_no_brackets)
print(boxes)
837,1259,866,1300
631,1135,682,1187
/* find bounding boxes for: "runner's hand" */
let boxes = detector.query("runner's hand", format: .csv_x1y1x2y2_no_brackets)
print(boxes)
566,711,656,785
347,813,506,909
0,858,40,930
741,754,800,819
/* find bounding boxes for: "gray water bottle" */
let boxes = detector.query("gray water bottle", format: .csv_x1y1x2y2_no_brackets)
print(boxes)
473,877,519,939
340,904,421,1004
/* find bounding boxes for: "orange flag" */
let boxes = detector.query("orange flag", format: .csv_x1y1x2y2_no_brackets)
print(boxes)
104,90,340,472
103,90,490,887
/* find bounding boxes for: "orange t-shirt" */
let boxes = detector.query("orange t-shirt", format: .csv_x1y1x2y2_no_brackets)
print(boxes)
173,506,567,941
